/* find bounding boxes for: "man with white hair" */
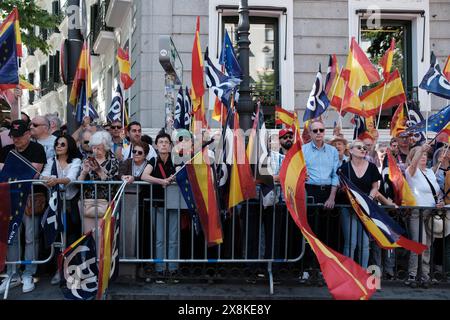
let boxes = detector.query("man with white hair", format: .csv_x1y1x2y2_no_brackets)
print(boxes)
30,115,56,161
45,112,62,137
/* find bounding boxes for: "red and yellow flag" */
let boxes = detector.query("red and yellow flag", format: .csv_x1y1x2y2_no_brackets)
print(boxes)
387,151,416,206
69,41,91,106
19,78,37,91
275,106,298,128
96,200,116,300
342,37,381,94
390,104,407,137
358,69,407,117
379,38,395,78
280,140,376,300
229,111,257,209
0,8,22,57
186,150,223,245
191,17,206,131
117,47,134,90
443,55,450,81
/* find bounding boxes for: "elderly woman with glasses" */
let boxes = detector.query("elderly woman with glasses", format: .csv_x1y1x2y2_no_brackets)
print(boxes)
338,140,382,269
78,131,119,232
117,140,150,259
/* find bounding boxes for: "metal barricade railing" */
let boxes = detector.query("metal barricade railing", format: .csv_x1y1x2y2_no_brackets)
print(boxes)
306,200,450,287
65,180,305,294
2,181,55,299
5,178,448,298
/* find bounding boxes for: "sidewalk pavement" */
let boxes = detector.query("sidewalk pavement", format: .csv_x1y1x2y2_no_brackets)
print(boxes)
3,276,450,300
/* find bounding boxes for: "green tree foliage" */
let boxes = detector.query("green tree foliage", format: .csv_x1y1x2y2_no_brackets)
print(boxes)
0,0,61,54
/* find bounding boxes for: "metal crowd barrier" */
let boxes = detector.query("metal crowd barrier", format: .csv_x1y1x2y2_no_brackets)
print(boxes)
3,179,449,298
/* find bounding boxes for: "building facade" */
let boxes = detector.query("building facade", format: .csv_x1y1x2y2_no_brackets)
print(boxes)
17,0,450,140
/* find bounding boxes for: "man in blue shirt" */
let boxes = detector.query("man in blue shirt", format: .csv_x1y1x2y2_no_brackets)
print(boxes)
300,120,339,285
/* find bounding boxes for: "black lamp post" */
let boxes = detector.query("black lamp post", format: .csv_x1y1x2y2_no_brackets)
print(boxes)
237,0,253,131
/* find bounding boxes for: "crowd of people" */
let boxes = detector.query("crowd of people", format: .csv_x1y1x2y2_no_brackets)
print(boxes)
0,112,448,295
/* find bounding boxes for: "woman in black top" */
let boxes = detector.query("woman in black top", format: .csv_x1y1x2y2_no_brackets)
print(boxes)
339,140,382,269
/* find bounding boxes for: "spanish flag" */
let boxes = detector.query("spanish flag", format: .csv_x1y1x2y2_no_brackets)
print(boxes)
443,55,450,81
191,17,206,131
19,78,37,91
390,104,407,137
379,38,395,78
342,37,381,94
69,41,91,107
228,111,257,209
186,149,223,245
280,140,376,300
0,8,22,57
96,199,116,300
117,47,134,90
212,96,227,125
275,106,298,128
358,69,407,117
387,151,416,206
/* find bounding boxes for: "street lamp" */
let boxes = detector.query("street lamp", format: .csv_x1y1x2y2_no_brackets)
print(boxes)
237,0,253,131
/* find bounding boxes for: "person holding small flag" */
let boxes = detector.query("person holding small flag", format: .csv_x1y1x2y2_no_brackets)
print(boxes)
404,143,448,288
0,120,46,294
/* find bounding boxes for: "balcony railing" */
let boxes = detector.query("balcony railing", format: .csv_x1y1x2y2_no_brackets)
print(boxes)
91,0,114,48
39,80,62,98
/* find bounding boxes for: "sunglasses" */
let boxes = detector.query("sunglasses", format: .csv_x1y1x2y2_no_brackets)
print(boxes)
56,142,66,148
111,125,122,130
281,135,293,140
312,128,325,134
83,140,90,145
30,123,46,127
354,145,368,151
132,149,144,155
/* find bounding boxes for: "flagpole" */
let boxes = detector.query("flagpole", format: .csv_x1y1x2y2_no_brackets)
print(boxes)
85,40,89,120
434,143,450,174
338,80,347,129
326,66,343,121
172,138,216,176
376,82,387,130
128,5,133,126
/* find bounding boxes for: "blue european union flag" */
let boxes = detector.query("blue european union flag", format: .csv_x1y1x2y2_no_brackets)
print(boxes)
0,23,19,87
219,30,242,78
419,52,450,100
175,165,200,234
0,151,38,244
407,104,450,134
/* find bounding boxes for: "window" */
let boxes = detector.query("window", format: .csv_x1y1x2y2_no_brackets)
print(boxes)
28,73,35,104
360,19,413,129
222,16,279,127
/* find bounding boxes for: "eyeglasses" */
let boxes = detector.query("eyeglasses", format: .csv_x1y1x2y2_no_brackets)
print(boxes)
83,140,90,145
111,125,122,130
354,145,368,151
132,149,144,155
312,128,325,134
56,142,66,148
30,123,46,127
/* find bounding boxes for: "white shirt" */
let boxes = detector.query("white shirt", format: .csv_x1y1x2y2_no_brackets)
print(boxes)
37,135,57,161
405,167,441,207
41,158,81,200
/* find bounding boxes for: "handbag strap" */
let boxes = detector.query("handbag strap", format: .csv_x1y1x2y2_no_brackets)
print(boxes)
421,169,439,204
158,162,167,179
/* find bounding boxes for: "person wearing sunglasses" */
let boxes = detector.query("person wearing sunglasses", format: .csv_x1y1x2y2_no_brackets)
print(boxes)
338,140,382,270
117,140,150,262
300,120,339,285
121,121,157,162
77,128,93,160
30,115,57,161
41,134,82,286
109,120,124,157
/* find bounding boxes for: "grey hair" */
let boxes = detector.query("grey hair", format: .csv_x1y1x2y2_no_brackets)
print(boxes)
45,112,61,129
89,131,112,151
78,128,92,142
349,139,364,149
